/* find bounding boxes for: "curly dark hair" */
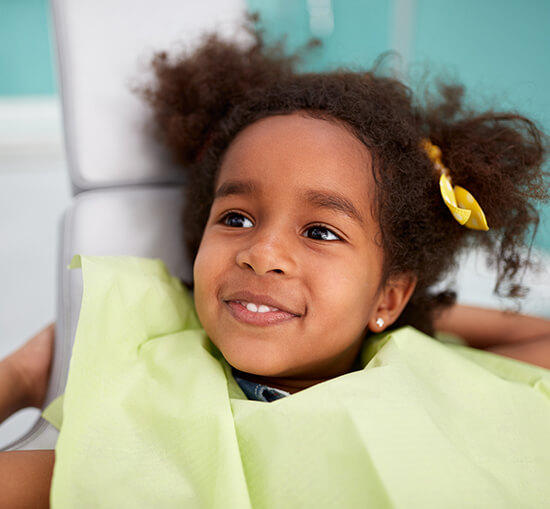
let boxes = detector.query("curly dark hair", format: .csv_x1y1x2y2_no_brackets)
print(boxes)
141,22,549,335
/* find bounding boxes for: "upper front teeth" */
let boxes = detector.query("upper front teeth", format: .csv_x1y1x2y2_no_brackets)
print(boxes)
244,302,277,313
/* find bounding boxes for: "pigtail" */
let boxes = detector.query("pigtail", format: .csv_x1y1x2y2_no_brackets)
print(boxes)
422,83,549,300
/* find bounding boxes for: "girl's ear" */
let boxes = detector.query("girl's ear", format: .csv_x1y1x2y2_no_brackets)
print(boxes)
368,274,416,333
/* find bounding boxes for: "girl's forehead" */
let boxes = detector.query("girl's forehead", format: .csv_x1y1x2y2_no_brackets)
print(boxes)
218,113,373,192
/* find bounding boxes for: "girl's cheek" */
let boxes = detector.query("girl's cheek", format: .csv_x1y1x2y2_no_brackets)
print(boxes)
193,235,223,300
192,252,209,302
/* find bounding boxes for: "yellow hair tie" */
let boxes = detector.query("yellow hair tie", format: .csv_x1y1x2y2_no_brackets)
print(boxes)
422,139,489,231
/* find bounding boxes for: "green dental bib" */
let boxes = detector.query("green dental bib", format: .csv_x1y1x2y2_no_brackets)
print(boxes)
49,256,550,508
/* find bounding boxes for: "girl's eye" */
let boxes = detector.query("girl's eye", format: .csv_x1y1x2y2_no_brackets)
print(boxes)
222,212,254,228
304,225,341,241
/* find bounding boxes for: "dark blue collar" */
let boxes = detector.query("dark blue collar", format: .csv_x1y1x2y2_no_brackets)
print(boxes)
234,375,290,402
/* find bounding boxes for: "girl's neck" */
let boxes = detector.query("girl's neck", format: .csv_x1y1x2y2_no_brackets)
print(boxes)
232,354,364,395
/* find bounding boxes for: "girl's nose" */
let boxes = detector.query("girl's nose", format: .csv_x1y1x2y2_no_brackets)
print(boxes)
235,231,295,275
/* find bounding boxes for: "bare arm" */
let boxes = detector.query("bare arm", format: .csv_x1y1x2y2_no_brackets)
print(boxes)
0,325,56,507
435,305,550,369
0,450,54,508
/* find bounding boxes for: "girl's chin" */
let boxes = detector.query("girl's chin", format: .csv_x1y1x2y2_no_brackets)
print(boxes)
226,357,290,378
220,349,300,379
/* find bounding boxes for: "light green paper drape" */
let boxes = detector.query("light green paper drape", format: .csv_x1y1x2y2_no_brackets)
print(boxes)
49,255,550,508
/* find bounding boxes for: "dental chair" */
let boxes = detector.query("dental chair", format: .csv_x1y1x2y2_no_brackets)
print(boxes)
2,0,246,451
3,0,550,453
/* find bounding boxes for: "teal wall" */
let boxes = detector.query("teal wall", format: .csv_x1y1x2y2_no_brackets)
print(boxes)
248,0,392,71
0,0,56,95
413,0,550,127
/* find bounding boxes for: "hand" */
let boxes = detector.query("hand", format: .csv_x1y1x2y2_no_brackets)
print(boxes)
0,323,54,423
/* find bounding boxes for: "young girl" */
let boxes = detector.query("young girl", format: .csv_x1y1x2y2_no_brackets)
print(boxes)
2,23,550,508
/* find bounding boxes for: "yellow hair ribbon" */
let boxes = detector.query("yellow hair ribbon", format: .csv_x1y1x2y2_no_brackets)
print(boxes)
422,139,489,231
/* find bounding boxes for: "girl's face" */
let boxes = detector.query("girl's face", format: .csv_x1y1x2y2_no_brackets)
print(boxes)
193,113,413,388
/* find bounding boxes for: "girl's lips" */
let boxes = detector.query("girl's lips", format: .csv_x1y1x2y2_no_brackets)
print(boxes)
225,300,299,326
223,290,302,317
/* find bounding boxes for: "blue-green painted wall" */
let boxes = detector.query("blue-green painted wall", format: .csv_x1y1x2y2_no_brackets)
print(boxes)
248,0,392,70
413,0,550,127
0,0,55,95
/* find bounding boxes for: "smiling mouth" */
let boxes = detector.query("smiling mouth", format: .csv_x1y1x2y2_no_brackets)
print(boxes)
223,296,301,326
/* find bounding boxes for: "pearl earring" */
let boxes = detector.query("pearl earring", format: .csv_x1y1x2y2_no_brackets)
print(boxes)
375,317,384,328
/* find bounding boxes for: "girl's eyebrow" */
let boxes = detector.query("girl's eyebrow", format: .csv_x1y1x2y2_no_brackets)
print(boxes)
304,190,364,225
215,179,257,198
